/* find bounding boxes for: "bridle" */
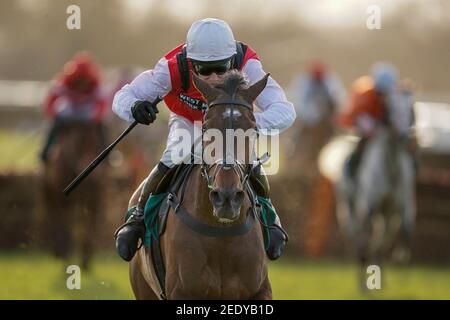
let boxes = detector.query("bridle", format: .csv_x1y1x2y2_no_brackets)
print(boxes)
161,92,272,248
200,97,258,191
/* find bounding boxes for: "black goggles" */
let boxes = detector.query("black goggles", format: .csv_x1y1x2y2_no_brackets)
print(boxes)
191,58,233,76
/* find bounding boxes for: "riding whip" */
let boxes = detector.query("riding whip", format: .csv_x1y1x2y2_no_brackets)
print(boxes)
63,97,162,196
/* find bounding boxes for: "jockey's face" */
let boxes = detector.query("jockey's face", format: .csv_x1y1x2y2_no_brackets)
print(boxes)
198,72,227,86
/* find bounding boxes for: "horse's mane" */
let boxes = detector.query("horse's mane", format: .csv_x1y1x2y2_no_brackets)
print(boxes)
214,70,249,97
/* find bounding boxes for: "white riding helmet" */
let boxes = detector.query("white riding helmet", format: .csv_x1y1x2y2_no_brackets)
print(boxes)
371,61,398,93
186,18,237,62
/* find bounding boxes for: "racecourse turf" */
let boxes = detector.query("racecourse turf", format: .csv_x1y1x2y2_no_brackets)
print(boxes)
0,251,449,300
0,129,41,173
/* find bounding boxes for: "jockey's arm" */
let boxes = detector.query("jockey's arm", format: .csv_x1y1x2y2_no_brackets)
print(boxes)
44,84,63,119
242,59,296,134
112,58,172,123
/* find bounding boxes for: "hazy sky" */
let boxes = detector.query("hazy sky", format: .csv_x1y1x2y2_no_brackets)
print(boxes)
124,0,448,28
14,0,449,29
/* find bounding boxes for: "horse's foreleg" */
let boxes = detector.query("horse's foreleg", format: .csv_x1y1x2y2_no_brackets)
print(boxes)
393,153,416,263
129,252,159,300
393,196,415,263
355,201,372,265
354,199,373,293
80,192,100,271
250,277,273,300
45,184,73,260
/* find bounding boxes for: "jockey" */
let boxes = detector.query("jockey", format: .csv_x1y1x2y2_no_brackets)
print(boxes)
292,60,345,125
112,18,296,262
40,52,108,162
339,62,415,178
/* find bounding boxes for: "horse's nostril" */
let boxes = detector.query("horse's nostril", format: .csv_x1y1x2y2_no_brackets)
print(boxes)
232,190,245,206
210,188,245,209
209,190,223,206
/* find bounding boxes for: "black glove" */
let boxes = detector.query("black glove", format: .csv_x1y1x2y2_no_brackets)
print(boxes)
131,100,159,125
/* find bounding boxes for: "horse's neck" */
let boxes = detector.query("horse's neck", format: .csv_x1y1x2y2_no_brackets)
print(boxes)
361,127,397,181
366,127,389,155
57,124,102,171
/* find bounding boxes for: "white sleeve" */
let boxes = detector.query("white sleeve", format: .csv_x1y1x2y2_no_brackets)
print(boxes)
242,59,296,135
112,58,172,123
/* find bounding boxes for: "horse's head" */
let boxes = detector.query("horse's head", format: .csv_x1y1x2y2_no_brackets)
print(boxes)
193,70,269,222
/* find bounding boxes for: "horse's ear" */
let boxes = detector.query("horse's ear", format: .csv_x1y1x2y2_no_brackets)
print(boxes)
192,73,222,102
240,73,270,103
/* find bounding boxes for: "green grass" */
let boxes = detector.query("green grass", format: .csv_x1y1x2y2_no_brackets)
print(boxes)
0,251,132,300
0,251,449,300
0,129,42,172
269,259,450,299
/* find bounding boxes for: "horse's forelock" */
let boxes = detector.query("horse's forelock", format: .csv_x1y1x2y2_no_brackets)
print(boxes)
214,70,248,97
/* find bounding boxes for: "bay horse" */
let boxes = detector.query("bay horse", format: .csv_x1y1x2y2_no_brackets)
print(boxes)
336,124,416,290
130,71,272,300
41,119,105,269
291,77,337,182
290,79,338,256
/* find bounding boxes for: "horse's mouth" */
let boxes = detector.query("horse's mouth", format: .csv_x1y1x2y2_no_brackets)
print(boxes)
217,217,235,224
213,207,240,224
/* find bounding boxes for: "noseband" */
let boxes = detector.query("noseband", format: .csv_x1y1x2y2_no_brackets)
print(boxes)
207,98,253,109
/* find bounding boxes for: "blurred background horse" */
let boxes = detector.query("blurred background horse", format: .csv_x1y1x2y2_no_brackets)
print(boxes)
336,126,416,285
41,120,106,269
335,71,417,290
288,61,345,256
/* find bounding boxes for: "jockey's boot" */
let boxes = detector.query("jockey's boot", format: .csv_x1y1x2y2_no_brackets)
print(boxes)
115,162,169,262
250,167,289,260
